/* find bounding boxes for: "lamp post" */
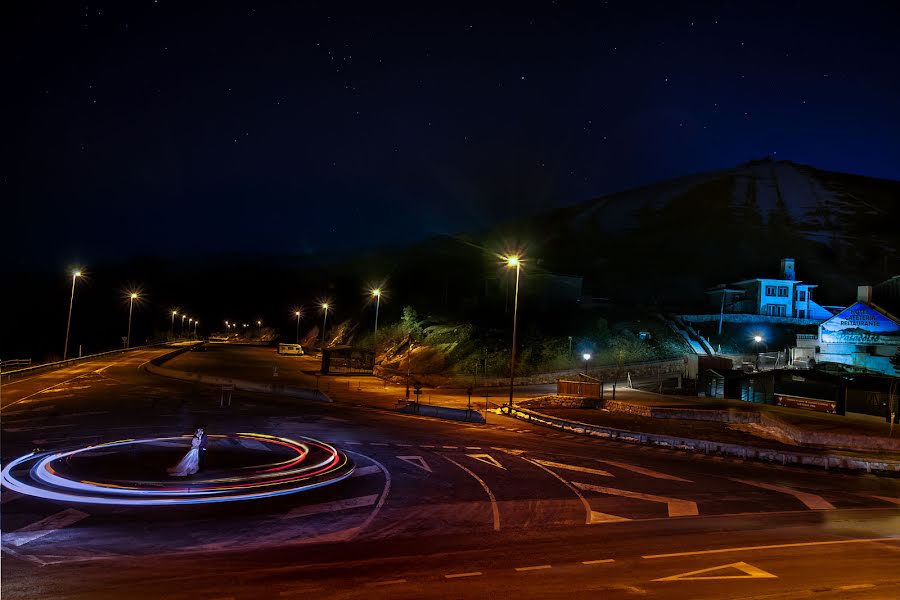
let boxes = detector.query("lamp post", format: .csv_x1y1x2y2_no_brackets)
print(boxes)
194,320,199,335
63,270,82,360
320,303,329,348
405,338,414,400
126,293,138,348
295,311,302,344
181,314,187,333
188,318,193,336
371,288,381,345
583,352,591,376
171,310,177,334
505,255,522,408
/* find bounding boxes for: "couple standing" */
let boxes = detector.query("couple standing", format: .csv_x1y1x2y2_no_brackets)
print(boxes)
167,427,208,477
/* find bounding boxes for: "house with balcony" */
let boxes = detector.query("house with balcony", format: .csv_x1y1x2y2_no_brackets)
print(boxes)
707,258,834,320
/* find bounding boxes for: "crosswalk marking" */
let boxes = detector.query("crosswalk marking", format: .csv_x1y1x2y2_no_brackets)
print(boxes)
282,495,379,520
573,482,699,517
731,479,835,510
7,509,90,547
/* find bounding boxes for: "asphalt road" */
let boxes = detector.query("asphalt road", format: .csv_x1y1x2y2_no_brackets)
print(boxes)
2,346,899,599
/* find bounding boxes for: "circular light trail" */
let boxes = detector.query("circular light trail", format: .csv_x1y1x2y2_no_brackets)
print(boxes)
1,433,354,506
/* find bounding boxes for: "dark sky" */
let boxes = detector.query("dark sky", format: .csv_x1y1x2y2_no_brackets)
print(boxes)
6,1,900,269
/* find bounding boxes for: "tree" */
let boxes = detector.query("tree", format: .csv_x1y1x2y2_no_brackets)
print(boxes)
401,306,424,340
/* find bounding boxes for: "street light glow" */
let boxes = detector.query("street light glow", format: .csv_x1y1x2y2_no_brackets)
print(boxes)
372,288,381,296
583,353,591,361
754,335,763,343
73,270,82,277
322,303,329,309
130,293,139,299
505,256,520,267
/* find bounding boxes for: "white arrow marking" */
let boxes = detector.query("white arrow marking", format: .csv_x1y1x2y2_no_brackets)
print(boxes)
654,561,777,581
396,455,432,473
573,482,699,517
465,453,505,469
8,509,90,547
731,479,835,510
533,459,614,478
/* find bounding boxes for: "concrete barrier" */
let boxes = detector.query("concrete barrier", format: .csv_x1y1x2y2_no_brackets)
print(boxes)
399,403,486,423
501,405,900,474
145,347,333,403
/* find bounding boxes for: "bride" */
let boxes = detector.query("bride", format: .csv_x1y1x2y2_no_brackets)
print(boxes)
167,428,203,477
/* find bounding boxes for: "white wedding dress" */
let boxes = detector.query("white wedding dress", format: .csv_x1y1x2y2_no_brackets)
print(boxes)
167,435,201,477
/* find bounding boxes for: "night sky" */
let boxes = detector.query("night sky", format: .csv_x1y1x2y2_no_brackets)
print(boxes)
6,1,900,269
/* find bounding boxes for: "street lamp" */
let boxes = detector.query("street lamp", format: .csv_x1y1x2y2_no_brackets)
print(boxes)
63,270,82,360
583,352,591,374
171,309,178,334
320,303,330,348
371,288,382,346
126,292,139,349
294,310,302,344
194,320,199,335
505,255,522,407
181,314,187,333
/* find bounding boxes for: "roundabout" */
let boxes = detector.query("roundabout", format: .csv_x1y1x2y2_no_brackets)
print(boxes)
1,433,354,505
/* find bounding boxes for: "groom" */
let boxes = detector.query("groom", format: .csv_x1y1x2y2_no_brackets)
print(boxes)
196,426,209,472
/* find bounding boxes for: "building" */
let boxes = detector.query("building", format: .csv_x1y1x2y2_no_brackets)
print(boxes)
793,285,900,376
707,258,833,320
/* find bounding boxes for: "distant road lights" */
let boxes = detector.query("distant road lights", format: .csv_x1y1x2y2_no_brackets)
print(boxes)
320,303,330,348
126,292,139,349
63,270,83,360
504,254,522,408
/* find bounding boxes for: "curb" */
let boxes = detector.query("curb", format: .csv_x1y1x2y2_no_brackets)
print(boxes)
501,405,900,474
399,403,486,424
144,347,333,403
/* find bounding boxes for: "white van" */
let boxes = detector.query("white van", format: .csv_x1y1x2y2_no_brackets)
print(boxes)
277,343,304,356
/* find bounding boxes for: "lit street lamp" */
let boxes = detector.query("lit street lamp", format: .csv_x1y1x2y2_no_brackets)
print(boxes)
181,314,187,333
126,292,139,349
194,320,199,335
583,352,591,375
63,270,82,360
320,303,330,348
505,255,522,408
371,288,382,346
294,310,302,344
171,310,177,334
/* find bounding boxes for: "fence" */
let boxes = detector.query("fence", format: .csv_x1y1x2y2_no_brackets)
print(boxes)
0,358,31,371
0,342,171,383
557,380,601,397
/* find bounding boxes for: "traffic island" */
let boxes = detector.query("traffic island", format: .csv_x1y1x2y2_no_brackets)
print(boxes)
1,433,354,505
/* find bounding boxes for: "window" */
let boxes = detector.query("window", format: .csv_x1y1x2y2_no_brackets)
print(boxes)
765,286,776,296
798,290,806,301
777,286,789,297
798,309,806,318
765,305,786,316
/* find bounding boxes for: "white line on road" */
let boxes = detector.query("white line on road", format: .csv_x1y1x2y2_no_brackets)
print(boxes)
282,495,379,520
573,482,699,517
368,579,407,586
731,478,835,510
7,509,90,547
445,572,482,579
442,455,501,531
349,465,381,478
533,459,614,478
515,565,552,571
642,537,900,559
582,559,615,565
522,457,627,525
594,459,692,483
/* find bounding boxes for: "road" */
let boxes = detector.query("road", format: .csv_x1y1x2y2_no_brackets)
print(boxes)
2,346,899,599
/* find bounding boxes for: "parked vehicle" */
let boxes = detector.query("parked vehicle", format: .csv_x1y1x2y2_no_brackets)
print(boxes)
277,343,304,356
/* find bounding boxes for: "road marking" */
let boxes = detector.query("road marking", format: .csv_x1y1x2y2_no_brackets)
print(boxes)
368,579,407,586
573,482,699,517
731,478,835,510
870,495,900,506
443,455,500,531
465,453,506,469
523,457,627,525
442,445,457,449
349,465,381,478
282,495,378,519
515,565,552,571
533,459,614,478
594,459,692,483
371,443,388,446
3,423,73,433
343,451,392,542
445,572,482,579
345,441,362,445
397,455,433,473
465,446,482,450
582,559,615,565
840,584,875,591
642,537,900,559
8,509,90,547
493,447,525,455
654,561,777,581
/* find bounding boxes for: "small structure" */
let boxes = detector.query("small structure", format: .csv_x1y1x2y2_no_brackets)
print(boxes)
320,345,375,375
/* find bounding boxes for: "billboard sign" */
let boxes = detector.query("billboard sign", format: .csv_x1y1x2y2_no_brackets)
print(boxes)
820,303,900,345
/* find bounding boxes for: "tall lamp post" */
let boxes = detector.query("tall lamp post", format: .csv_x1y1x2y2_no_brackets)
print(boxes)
171,310,177,335
63,270,82,360
126,292,139,348
294,311,302,344
181,314,187,334
194,320,199,335
583,352,591,376
405,338,414,400
505,255,522,408
371,288,382,346
320,303,330,348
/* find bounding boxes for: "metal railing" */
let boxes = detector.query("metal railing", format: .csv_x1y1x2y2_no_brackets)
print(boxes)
0,342,171,383
0,358,32,370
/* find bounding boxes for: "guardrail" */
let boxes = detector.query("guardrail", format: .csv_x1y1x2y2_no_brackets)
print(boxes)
0,342,174,384
500,405,900,473
0,358,32,370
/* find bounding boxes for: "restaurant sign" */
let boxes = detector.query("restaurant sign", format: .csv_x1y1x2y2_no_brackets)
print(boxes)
820,303,900,345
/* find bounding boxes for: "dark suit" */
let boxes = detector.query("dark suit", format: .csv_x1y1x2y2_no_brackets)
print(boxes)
198,431,209,471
